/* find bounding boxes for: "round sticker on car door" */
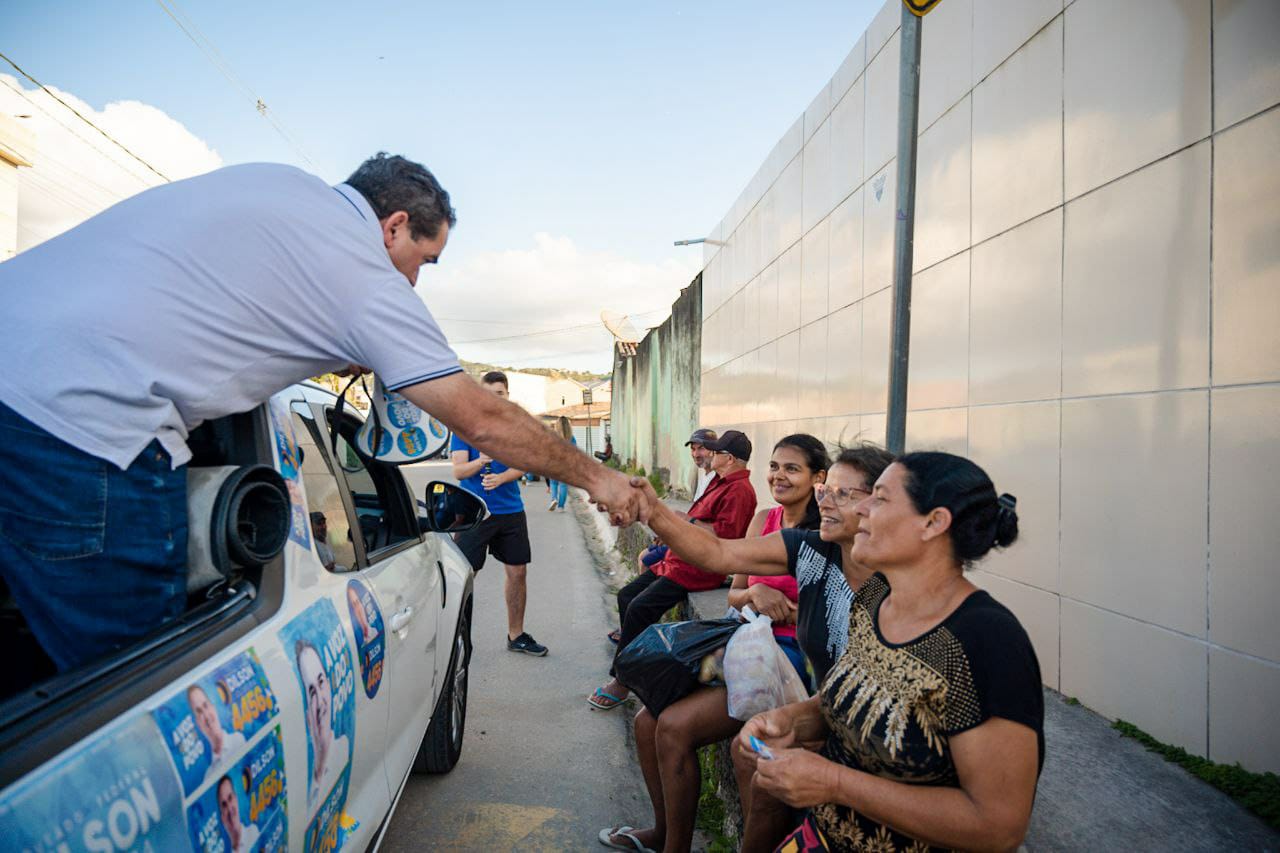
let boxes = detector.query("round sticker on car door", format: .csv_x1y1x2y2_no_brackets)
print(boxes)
345,580,385,699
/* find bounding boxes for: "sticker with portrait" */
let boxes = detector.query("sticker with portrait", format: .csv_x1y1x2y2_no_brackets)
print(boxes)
345,579,385,699
278,599,356,820
151,649,279,798
0,713,189,853
267,395,311,549
186,726,288,853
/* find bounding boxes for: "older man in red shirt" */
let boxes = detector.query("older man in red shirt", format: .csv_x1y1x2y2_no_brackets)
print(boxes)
588,430,757,711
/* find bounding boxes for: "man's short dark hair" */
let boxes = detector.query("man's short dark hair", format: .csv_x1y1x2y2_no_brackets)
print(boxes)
347,153,457,241
482,371,508,389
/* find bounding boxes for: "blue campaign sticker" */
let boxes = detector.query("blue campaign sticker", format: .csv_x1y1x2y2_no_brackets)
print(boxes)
395,427,428,458
0,713,188,853
383,389,421,428
278,599,355,820
267,397,311,550
302,766,349,853
363,426,393,458
427,417,447,440
152,649,279,798
345,580,385,699
185,726,287,853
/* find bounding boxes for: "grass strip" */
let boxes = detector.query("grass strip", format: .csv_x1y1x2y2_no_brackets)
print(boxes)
1112,719,1280,830
696,744,736,853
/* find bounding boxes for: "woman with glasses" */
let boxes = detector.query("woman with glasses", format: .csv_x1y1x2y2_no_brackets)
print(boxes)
599,443,894,853
738,452,1042,852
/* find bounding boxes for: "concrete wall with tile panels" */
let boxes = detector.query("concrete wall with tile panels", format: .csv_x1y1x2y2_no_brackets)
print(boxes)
697,0,1280,772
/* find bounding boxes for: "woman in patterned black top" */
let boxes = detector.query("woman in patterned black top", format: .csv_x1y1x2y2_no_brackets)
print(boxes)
737,452,1043,852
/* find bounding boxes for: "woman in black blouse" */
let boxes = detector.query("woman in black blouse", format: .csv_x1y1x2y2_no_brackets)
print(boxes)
737,452,1043,852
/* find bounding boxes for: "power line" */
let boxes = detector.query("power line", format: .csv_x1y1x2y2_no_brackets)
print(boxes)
451,321,602,345
154,0,318,170
0,51,171,182
0,76,161,189
443,305,672,344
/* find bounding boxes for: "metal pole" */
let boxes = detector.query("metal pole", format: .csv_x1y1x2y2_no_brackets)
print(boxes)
886,5,923,456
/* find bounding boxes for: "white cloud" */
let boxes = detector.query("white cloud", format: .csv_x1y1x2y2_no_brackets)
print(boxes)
422,232,702,373
0,74,222,250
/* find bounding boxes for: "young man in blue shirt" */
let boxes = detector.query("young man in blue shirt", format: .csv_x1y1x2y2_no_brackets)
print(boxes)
450,371,547,656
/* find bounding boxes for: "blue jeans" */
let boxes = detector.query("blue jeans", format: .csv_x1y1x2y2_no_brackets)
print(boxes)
0,402,188,672
549,479,568,507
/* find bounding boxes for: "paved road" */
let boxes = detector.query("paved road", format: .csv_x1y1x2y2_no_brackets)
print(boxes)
386,461,648,851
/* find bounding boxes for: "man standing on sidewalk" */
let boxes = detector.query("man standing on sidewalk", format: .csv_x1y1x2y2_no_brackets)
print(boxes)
451,371,547,657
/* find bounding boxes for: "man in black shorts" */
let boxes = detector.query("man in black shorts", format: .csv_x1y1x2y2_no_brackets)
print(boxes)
450,372,547,656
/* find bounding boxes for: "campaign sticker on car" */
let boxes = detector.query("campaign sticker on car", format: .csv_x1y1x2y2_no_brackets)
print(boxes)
151,648,279,797
304,766,350,853
0,713,188,853
345,580,385,699
267,396,312,550
278,599,356,825
186,726,287,853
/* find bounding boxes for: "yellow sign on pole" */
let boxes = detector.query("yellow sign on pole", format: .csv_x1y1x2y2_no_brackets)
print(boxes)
903,0,942,15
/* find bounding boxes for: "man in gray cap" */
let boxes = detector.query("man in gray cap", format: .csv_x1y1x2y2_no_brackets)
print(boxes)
685,427,717,502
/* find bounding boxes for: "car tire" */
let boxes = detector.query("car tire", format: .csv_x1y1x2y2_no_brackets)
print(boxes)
413,607,470,774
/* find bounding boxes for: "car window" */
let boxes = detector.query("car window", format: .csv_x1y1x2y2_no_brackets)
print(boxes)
331,428,414,557
291,405,357,572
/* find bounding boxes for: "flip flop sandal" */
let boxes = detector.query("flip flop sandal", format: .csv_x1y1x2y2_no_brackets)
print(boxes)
598,825,655,852
587,687,626,711
606,629,621,644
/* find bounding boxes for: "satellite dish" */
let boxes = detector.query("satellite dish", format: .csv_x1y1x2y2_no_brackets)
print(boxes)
601,311,642,357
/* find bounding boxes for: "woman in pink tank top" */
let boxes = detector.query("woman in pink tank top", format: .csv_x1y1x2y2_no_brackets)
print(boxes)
728,436,827,686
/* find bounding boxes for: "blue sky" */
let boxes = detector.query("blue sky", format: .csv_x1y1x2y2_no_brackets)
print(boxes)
6,0,881,371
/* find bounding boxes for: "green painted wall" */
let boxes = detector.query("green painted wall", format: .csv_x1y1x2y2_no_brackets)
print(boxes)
610,274,703,498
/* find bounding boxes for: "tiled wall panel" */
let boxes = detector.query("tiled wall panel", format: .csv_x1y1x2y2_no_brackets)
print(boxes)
691,0,1280,772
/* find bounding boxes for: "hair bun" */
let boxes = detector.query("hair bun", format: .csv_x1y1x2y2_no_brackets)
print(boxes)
994,493,1019,548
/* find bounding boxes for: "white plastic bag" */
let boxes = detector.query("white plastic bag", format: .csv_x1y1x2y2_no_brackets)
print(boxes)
724,607,809,721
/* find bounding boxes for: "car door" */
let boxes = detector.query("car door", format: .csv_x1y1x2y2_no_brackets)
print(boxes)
286,399,394,842
307,403,443,797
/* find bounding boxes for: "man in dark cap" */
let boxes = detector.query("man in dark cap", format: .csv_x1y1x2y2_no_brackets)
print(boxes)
588,429,757,710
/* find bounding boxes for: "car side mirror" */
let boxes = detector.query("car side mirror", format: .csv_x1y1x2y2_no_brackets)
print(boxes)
421,481,489,533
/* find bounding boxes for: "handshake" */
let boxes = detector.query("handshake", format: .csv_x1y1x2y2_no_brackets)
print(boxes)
589,470,664,528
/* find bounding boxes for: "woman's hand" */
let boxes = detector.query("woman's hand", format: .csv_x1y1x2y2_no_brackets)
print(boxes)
734,703,802,775
753,747,842,808
747,583,798,625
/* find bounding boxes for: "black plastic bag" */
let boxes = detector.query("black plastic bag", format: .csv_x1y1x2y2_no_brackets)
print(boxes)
614,618,742,715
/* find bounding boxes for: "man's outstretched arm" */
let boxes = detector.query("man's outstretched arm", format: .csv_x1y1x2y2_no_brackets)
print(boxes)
398,373,646,525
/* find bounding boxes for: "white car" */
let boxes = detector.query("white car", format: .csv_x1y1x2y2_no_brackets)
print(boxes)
0,381,482,852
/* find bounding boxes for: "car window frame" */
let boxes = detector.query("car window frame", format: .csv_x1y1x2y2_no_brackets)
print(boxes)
301,402,423,568
291,401,369,569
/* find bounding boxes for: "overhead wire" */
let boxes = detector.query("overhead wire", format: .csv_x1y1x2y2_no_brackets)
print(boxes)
153,0,318,170
0,75,162,190
0,51,171,182
443,305,672,344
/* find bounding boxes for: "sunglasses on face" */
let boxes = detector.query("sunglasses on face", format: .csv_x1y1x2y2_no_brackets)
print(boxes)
813,483,871,507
